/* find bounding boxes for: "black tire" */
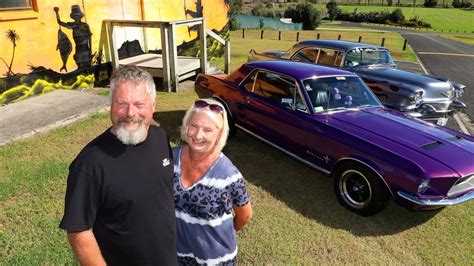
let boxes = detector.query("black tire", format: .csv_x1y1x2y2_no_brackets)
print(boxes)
226,109,237,137
333,161,390,216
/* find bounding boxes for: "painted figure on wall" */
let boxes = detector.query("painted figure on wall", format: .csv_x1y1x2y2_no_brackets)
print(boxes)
184,0,203,36
54,5,92,70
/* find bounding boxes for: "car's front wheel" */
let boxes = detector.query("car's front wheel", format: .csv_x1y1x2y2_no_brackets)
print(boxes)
333,162,390,216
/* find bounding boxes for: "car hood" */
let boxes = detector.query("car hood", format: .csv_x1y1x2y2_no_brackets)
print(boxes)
353,66,451,91
326,107,474,177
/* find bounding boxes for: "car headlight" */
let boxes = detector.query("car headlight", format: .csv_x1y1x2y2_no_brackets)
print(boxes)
452,83,465,98
409,91,423,104
418,179,430,194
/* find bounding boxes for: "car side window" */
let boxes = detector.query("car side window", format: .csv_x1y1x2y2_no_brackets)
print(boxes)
251,71,294,105
292,48,319,63
241,71,257,93
344,49,360,67
316,48,342,66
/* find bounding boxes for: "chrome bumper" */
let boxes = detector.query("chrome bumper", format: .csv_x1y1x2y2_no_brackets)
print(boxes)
398,191,474,206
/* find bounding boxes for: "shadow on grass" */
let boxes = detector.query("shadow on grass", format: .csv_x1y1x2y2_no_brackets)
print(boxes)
153,110,186,143
156,110,440,237
223,130,441,237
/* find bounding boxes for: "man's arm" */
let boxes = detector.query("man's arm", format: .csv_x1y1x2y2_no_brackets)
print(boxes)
67,229,106,266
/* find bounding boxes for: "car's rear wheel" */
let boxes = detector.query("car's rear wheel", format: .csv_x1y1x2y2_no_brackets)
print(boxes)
333,162,390,216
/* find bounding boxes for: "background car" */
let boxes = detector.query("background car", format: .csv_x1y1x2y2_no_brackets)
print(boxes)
248,40,466,126
195,60,474,216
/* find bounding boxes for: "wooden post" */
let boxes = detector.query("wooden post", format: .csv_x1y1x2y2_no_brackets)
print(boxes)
358,36,362,43
199,20,207,75
160,24,171,92
317,33,320,39
403,39,407,51
106,21,119,70
381,38,385,47
296,32,299,42
168,23,178,92
242,28,245,38
225,40,230,74
261,30,264,39
338,34,341,40
278,31,281,40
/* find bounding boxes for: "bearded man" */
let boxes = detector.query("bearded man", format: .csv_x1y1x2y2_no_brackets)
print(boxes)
60,65,177,265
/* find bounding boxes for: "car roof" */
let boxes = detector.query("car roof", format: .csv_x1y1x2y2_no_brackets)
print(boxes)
297,40,386,51
245,60,356,81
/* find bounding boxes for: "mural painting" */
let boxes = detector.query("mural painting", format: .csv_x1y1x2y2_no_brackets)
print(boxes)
0,0,230,105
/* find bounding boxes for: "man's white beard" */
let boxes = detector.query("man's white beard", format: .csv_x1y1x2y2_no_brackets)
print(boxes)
115,122,148,145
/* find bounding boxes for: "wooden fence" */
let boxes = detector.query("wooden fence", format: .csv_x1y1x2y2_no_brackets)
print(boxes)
240,29,409,50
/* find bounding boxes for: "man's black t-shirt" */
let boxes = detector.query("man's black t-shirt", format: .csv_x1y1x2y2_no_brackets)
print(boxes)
59,126,177,265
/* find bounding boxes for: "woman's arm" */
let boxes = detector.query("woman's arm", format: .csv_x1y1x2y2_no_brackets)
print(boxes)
233,203,252,231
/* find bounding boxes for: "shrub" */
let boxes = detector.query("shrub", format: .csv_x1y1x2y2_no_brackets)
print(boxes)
284,3,321,30
229,15,240,30
251,4,265,16
326,0,342,21
452,0,461,7
389,8,404,23
423,0,437,7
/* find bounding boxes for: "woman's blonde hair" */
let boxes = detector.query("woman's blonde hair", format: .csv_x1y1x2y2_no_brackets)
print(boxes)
180,98,229,152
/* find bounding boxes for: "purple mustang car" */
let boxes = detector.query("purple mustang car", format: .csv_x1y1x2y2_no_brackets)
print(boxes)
194,60,474,216
248,40,466,126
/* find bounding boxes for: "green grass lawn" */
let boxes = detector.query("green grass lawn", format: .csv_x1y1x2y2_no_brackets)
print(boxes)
269,3,474,33
1,27,473,264
324,4,474,33
1,89,473,264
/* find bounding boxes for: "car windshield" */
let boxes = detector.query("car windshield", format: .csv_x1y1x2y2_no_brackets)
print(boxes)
303,76,382,113
344,48,394,67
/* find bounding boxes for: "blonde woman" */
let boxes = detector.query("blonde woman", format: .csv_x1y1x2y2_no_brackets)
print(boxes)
173,98,253,265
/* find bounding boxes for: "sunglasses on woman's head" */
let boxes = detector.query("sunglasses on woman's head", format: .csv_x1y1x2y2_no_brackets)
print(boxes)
194,100,224,113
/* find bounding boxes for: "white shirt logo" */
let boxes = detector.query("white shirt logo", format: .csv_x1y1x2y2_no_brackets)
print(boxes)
162,158,170,167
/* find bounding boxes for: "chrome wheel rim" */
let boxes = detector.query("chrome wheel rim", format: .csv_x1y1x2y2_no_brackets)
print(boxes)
339,169,372,209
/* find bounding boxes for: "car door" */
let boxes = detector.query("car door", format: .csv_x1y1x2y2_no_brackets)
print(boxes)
238,70,310,156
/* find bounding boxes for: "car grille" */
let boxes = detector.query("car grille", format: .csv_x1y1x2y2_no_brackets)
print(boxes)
447,174,474,197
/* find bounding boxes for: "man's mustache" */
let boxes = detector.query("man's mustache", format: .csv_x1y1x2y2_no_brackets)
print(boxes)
117,117,144,124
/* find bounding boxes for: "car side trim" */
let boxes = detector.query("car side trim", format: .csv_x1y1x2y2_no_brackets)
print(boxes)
398,191,474,206
236,124,331,176
333,157,395,199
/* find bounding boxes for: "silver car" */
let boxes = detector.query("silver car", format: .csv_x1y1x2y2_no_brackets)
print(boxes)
248,40,466,126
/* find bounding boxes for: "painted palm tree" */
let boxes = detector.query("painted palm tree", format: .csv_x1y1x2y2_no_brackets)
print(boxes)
4,29,20,76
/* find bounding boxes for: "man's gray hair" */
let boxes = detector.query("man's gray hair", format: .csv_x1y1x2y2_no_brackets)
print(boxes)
109,65,156,103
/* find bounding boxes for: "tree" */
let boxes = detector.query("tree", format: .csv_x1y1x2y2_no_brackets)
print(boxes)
423,0,437,7
226,0,243,16
326,0,342,21
1,29,20,76
284,3,321,30
251,3,265,16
